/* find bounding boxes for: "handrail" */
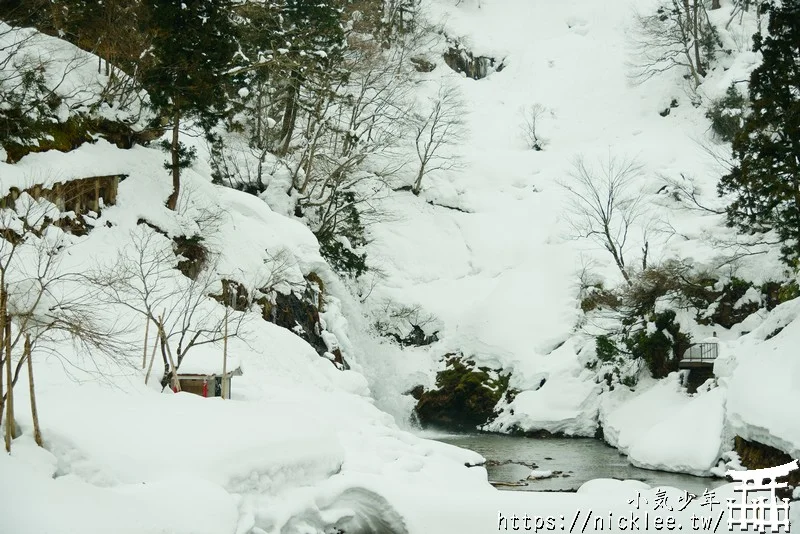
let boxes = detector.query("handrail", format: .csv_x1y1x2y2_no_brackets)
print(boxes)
680,342,718,361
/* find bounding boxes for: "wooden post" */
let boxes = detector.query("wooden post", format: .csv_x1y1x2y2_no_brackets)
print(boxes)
25,335,42,447
222,304,229,399
142,318,150,369
144,321,159,385
94,179,100,212
4,286,16,452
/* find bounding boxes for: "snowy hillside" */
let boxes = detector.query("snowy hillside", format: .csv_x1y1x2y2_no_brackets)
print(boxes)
358,0,798,476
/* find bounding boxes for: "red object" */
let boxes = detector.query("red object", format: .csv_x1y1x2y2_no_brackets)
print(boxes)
202,379,208,398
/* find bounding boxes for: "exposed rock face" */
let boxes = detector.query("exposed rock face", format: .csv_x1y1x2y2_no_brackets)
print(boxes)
414,354,509,430
733,436,799,498
259,275,349,370
172,235,208,280
214,279,251,311
442,45,504,80
410,56,436,72
391,324,439,347
272,289,327,355
683,367,714,394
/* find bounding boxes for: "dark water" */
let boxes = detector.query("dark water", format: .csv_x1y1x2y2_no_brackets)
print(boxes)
432,432,728,495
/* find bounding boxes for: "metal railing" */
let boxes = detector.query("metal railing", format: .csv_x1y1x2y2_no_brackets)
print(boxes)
681,342,719,362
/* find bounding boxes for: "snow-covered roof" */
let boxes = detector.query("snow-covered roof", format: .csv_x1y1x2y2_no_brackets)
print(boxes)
177,345,242,376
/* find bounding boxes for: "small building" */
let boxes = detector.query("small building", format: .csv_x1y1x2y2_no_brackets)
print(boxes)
175,350,242,399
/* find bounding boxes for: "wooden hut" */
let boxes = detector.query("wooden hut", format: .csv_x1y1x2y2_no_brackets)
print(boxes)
175,350,242,399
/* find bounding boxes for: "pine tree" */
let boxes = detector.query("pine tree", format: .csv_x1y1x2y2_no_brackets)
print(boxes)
230,0,345,152
141,0,236,210
717,0,800,264
275,0,347,155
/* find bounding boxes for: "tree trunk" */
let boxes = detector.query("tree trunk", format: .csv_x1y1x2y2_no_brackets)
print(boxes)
142,318,149,369
25,335,42,447
711,0,721,9
693,1,706,77
144,323,159,385
278,69,301,156
156,317,180,392
166,109,181,211
412,164,426,196
4,299,16,452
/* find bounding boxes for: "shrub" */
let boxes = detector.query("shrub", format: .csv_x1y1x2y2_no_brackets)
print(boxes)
595,335,620,362
314,192,368,277
761,280,800,311
581,286,620,313
625,310,691,379
705,84,747,142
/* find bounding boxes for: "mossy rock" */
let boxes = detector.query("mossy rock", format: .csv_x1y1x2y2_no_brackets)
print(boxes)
3,114,157,163
415,354,510,430
4,116,94,163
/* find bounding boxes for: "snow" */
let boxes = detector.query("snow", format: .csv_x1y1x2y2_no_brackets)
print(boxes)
2,0,800,532
724,299,800,459
628,387,726,476
600,376,725,476
528,469,554,480
177,344,242,375
487,370,599,436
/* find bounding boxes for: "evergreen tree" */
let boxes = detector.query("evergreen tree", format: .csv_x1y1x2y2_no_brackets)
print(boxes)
230,0,345,153
275,0,347,155
141,0,236,210
717,0,800,264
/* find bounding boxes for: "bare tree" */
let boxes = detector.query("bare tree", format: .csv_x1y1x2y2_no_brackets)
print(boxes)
520,103,550,151
658,172,725,215
0,194,129,451
91,226,248,390
559,155,652,286
629,0,719,90
410,83,466,196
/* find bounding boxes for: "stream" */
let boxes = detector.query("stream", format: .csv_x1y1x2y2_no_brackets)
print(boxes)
430,432,728,495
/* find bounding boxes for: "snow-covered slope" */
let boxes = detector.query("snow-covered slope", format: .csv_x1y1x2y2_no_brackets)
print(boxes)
0,139,491,533
356,0,797,476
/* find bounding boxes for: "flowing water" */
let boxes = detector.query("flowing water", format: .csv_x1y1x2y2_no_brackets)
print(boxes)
431,432,728,496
